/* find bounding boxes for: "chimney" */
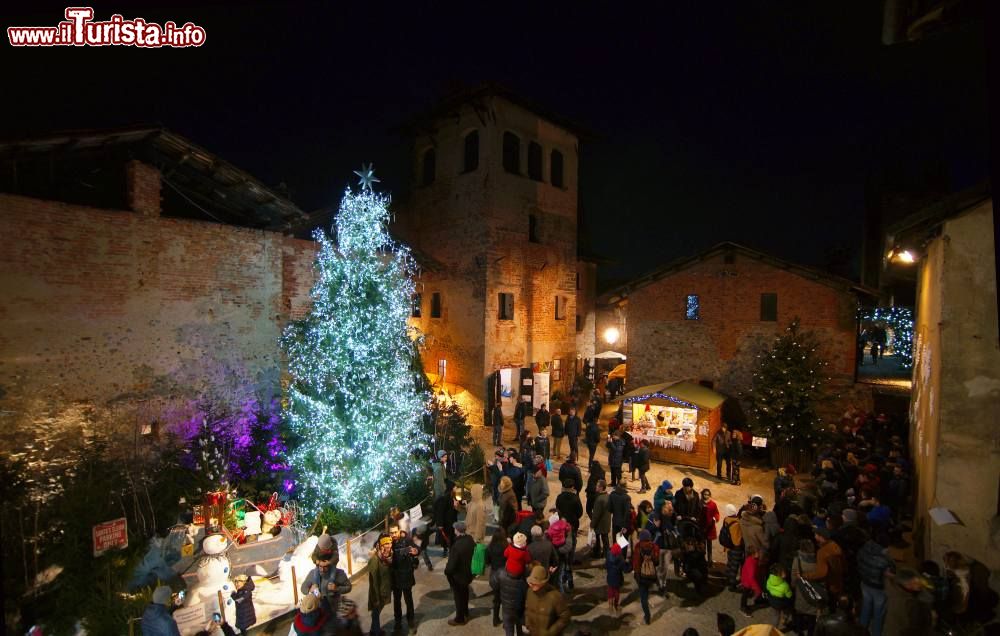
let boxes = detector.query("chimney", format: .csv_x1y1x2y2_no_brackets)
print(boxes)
126,160,161,217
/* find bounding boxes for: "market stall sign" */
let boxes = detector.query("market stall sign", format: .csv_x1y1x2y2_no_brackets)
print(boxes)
751,436,768,448
92,517,128,556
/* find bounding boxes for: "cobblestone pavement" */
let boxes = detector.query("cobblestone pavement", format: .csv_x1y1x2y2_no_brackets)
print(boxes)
259,406,791,635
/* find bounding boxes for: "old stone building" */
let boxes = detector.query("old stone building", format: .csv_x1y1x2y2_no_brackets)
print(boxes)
889,187,1000,575
0,127,318,453
597,242,873,420
393,86,595,425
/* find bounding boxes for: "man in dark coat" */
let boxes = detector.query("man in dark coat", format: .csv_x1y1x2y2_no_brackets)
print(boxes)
445,521,476,626
608,481,632,540
564,408,582,458
585,416,601,467
673,477,703,522
557,453,583,494
514,400,528,441
635,441,651,493
492,403,505,446
432,482,458,556
390,525,419,634
550,408,565,459
606,431,626,487
714,422,731,480
535,403,550,434
497,563,528,636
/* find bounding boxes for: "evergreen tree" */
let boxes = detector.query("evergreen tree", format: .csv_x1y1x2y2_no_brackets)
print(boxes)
282,166,429,518
745,319,830,448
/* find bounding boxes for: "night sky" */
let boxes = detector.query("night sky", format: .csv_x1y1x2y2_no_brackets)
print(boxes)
4,2,990,288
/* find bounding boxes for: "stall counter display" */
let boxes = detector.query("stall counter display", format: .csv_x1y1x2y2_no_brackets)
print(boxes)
631,404,698,452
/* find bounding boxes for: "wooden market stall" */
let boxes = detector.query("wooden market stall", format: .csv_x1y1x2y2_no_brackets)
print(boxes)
617,380,726,470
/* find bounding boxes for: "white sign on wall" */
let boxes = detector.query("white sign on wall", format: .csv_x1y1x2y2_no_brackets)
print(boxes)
532,372,550,410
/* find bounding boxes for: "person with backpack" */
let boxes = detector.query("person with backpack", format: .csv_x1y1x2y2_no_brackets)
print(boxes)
719,504,745,591
605,542,632,615
632,529,661,625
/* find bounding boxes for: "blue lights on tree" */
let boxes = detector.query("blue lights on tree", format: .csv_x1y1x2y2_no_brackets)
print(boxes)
282,169,429,518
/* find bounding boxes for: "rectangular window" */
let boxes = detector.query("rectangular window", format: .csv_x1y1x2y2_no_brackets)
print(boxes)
437,359,446,383
528,142,543,181
760,293,778,321
550,150,564,188
411,293,422,318
498,292,514,320
528,214,540,243
555,295,567,320
431,292,442,318
685,294,700,320
576,314,583,332
503,132,520,174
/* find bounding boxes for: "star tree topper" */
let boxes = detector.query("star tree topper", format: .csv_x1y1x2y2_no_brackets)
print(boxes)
353,162,380,191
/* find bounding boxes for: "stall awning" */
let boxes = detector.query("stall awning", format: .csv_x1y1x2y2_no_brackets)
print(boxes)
608,364,627,379
594,350,627,360
616,380,726,410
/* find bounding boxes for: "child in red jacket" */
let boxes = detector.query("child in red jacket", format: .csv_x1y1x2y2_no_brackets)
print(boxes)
739,545,765,617
503,532,533,578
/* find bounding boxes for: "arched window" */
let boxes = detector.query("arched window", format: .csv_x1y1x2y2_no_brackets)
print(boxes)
550,149,564,188
463,131,479,173
502,132,520,174
528,141,543,181
421,148,436,186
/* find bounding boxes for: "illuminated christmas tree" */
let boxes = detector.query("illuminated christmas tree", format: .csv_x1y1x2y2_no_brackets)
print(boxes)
282,165,429,518
745,319,830,448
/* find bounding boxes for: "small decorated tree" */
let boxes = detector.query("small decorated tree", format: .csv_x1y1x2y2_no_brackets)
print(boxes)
744,319,830,461
282,166,429,520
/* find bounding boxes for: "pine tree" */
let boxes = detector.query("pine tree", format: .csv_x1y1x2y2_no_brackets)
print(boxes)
745,319,830,448
282,167,429,518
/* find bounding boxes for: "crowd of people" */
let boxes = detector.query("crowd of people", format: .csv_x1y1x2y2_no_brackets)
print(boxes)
143,399,994,636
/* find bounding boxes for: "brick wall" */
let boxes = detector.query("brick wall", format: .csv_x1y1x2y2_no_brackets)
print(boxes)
0,168,317,451
622,252,859,411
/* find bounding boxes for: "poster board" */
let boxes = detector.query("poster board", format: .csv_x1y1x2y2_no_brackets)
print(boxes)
173,603,212,634
532,372,550,410
499,368,514,416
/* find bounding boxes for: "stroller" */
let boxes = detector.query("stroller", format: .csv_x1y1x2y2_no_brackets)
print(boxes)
675,519,710,594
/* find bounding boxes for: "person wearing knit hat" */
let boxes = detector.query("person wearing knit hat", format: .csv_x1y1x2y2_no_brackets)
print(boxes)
301,533,351,616
505,532,533,578
605,542,630,614
633,527,660,624
291,591,332,635
141,586,181,636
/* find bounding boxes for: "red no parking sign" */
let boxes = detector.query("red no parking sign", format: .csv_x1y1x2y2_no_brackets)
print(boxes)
92,517,128,556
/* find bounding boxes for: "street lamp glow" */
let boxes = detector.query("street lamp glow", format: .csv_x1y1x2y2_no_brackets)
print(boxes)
604,327,620,345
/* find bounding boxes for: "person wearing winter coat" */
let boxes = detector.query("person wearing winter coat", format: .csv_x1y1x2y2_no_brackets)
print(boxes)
141,586,181,636
432,450,449,499
882,569,934,636
496,565,528,636
635,441,651,493
493,403,505,446
534,429,551,463
606,432,626,487
368,534,394,636
486,529,509,627
632,529,661,625
528,525,558,570
653,480,674,513
432,484,459,556
504,532,533,578
590,480,611,558
301,534,352,615
673,478,704,522
289,593,331,636
585,416,601,466
534,403,550,434
465,484,488,543
557,453,583,494
550,408,565,458
605,542,632,614
720,504,745,590
504,453,526,509
585,460,606,519
803,527,845,601
528,464,549,512
555,481,583,537
389,525,419,634
231,575,256,635
701,489,720,564
514,400,529,441
524,565,571,636
729,429,744,484
714,422,731,480
444,521,476,626
740,546,765,618
564,408,582,458
857,539,895,636
740,505,769,557
608,481,633,539
498,476,519,535
791,540,821,632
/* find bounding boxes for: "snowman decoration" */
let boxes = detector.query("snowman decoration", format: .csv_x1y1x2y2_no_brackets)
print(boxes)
186,534,236,624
